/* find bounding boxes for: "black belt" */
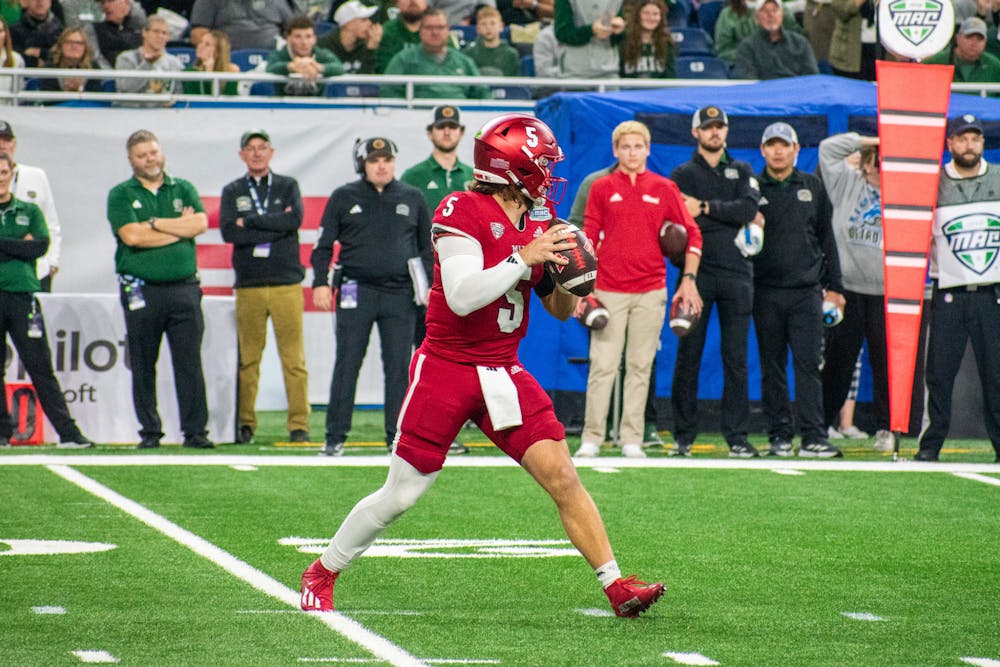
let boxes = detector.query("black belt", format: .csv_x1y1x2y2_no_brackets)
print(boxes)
137,275,199,287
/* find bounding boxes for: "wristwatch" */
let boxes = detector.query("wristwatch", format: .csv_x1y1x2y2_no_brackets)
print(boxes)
683,272,697,281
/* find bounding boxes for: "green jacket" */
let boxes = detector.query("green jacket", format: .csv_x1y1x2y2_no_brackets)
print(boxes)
377,18,421,73
714,6,801,66
733,27,819,79
382,46,490,98
106,174,205,282
463,39,521,77
0,196,48,293
182,65,239,96
925,48,1000,95
401,155,474,213
265,46,344,96
828,0,862,73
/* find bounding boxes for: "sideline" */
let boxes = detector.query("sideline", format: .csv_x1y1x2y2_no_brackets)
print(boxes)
0,454,996,473
46,465,428,667
952,472,1000,487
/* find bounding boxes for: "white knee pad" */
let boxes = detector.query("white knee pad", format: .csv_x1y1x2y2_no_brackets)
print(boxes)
322,456,438,571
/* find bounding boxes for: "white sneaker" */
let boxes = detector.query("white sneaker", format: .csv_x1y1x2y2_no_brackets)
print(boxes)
621,443,647,458
575,441,601,458
873,429,894,452
839,425,869,439
827,426,844,440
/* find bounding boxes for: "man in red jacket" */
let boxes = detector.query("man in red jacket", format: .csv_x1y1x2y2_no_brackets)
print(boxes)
576,120,703,458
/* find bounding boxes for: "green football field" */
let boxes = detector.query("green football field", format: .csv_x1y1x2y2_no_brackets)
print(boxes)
2,411,999,666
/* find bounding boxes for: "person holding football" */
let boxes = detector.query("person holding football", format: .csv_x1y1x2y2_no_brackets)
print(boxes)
575,120,703,459
301,113,665,619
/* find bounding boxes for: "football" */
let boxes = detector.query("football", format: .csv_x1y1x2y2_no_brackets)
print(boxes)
669,299,699,337
658,220,688,262
546,221,598,297
574,295,609,330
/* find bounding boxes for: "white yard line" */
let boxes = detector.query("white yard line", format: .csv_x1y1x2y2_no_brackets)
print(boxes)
0,454,995,473
46,465,428,667
71,650,119,663
952,472,1000,487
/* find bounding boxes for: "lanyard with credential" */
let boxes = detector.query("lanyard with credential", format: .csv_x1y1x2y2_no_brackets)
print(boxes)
246,173,270,215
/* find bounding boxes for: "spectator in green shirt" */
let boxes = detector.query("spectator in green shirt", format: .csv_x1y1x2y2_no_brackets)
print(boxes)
266,15,344,96
318,0,383,74
925,16,1000,94
376,0,426,72
382,9,490,98
620,0,675,78
463,6,521,77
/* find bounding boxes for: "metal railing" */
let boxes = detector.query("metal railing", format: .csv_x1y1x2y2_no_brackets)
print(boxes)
4,67,998,107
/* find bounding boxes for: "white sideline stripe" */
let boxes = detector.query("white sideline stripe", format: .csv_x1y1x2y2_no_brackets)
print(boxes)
6,455,1000,474
46,465,428,667
962,658,1000,667
230,464,258,471
575,607,615,617
952,472,1000,487
72,650,119,663
591,466,621,473
33,605,67,614
772,469,805,476
842,611,886,621
663,652,720,665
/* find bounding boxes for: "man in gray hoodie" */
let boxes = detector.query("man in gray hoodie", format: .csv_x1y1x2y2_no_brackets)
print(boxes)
817,132,893,452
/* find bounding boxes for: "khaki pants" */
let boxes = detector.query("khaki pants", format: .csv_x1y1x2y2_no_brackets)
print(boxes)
236,284,309,432
582,288,667,446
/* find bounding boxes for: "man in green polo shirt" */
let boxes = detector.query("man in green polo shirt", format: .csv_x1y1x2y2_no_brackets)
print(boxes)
0,152,92,449
106,129,213,450
925,17,1000,95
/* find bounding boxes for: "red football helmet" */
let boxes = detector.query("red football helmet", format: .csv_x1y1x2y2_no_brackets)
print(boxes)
473,113,567,204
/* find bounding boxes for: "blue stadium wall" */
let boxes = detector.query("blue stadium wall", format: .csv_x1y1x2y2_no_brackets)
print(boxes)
521,75,1000,433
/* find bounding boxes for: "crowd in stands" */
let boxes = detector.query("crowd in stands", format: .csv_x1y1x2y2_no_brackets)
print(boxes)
0,0,998,103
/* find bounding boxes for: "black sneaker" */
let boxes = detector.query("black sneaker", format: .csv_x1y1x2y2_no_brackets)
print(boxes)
0,436,10,448
289,429,310,443
448,441,469,455
799,441,843,458
672,440,692,457
913,449,939,462
137,436,160,449
237,425,254,444
57,437,94,449
767,438,794,457
183,435,215,449
320,440,343,457
729,441,760,458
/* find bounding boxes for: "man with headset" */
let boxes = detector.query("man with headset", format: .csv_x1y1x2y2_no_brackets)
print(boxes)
311,137,433,456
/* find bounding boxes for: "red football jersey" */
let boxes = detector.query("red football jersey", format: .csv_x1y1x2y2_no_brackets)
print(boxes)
422,191,550,365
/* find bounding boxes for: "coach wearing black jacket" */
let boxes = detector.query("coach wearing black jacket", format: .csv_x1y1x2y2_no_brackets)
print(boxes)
311,137,432,456
220,129,309,445
753,122,844,458
669,106,760,457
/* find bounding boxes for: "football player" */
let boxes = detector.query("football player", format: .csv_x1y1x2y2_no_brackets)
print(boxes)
301,114,665,618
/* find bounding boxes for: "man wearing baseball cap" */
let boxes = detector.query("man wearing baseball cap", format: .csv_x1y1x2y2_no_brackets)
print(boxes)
733,0,819,80
753,122,844,458
311,137,432,456
218,129,310,445
669,105,761,458
917,115,1000,463
925,17,1000,87
318,0,383,74
0,122,62,292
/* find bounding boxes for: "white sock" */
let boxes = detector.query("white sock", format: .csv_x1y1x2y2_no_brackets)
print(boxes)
596,560,622,589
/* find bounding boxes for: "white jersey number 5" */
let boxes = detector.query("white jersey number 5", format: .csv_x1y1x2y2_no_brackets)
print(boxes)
497,287,524,333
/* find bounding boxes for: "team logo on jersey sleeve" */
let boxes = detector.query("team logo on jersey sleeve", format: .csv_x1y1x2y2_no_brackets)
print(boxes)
943,213,1000,274
491,222,505,239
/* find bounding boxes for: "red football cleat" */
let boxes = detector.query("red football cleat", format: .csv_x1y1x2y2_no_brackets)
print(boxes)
300,558,338,611
605,575,665,618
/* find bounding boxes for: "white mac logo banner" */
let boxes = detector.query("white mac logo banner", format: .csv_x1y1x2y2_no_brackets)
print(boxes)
280,537,581,559
879,0,955,60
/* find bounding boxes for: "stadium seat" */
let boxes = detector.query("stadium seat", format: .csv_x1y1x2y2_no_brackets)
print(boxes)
25,78,40,91
101,79,116,92
327,83,381,97
231,48,271,72
675,55,729,79
520,55,535,77
167,46,196,67
315,20,335,37
671,27,714,56
696,0,724,37
491,85,533,100
250,81,275,96
451,25,477,47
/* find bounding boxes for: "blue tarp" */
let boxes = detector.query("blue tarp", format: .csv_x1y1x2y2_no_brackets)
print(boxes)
520,75,1000,401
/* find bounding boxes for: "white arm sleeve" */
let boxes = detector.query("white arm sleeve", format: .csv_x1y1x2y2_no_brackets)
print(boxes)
438,234,531,316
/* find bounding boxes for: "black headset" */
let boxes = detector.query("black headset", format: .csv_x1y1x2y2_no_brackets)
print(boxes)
353,137,399,174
